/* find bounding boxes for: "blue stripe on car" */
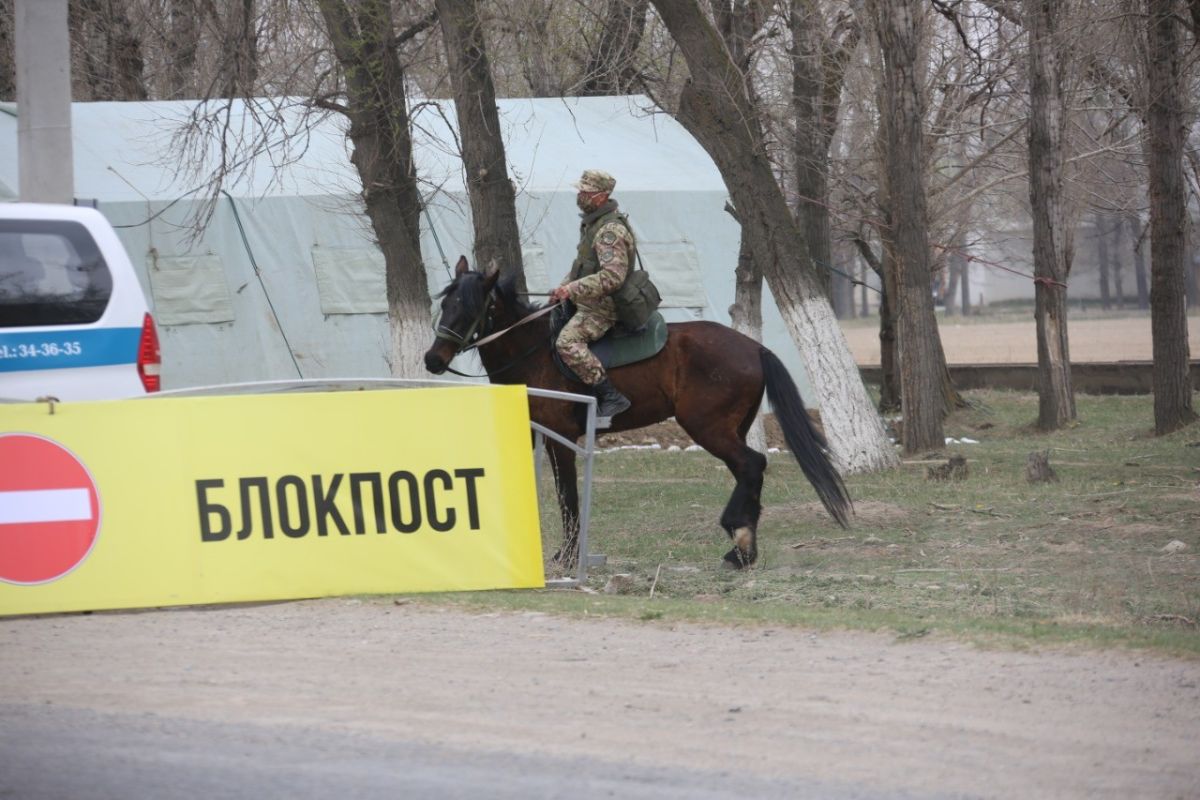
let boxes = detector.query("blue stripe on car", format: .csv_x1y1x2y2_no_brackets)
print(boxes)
0,328,141,372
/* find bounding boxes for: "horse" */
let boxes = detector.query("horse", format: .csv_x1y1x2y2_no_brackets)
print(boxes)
423,257,852,569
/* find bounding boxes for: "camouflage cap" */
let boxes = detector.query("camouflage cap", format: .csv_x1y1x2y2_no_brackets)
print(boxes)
572,169,616,193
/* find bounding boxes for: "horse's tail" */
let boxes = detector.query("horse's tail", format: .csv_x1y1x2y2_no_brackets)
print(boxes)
760,348,852,529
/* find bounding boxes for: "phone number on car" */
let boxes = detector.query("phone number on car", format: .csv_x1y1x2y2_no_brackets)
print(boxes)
0,342,84,359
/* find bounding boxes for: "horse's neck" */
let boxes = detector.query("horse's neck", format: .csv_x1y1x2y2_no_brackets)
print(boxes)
477,307,549,381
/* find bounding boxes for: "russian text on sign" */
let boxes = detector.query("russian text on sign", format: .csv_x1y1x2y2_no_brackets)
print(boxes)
195,469,487,542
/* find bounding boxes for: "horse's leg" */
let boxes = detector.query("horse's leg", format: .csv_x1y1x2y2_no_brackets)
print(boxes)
678,417,767,569
544,438,581,567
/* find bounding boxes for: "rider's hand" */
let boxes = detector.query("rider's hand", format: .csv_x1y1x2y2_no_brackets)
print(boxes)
550,285,572,303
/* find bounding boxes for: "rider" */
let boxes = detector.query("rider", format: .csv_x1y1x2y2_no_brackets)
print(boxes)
549,168,634,427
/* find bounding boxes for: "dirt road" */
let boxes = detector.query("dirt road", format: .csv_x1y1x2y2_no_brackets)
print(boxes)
839,314,1200,364
2,599,1197,799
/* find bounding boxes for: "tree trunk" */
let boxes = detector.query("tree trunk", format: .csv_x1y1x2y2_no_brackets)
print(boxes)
1111,214,1125,308
522,9,556,97
877,271,901,413
859,255,870,318
944,248,962,316
793,8,833,301
960,246,971,314
729,223,767,453
436,0,526,292
1145,0,1197,433
868,0,943,453
792,0,860,305
218,0,258,97
0,0,15,101
831,239,855,319
1127,213,1150,309
651,0,897,474
711,2,768,452
1026,0,1076,430
852,234,900,412
1095,210,1112,310
1186,218,1199,308
318,0,432,379
578,0,648,96
70,0,148,101
167,0,199,99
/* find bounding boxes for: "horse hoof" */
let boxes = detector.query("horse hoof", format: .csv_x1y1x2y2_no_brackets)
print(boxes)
721,549,750,570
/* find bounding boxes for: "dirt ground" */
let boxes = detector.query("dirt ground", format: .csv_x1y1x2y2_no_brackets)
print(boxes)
840,313,1200,365
2,601,1198,798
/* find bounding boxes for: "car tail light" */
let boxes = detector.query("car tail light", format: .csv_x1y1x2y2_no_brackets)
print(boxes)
138,312,161,392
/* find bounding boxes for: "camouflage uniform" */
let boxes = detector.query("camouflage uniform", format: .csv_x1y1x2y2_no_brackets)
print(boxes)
555,171,635,385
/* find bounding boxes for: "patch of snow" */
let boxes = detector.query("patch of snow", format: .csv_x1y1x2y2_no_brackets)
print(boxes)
599,443,664,453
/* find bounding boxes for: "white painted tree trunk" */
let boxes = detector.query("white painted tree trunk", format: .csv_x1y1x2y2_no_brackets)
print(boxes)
780,296,899,474
389,309,434,380
652,0,897,476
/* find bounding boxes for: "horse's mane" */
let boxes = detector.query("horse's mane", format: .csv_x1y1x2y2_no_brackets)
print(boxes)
439,270,544,321
496,274,542,318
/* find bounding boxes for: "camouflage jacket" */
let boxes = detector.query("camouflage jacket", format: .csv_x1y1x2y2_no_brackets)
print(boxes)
564,201,635,311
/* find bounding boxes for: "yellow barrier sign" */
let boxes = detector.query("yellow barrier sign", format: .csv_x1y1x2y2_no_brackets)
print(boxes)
0,386,544,616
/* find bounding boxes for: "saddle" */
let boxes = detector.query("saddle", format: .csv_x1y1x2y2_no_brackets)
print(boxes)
550,306,669,385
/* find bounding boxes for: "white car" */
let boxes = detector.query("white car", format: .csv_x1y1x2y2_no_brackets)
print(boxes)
0,203,160,401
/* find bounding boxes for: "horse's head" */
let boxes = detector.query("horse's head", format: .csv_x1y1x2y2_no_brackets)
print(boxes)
423,256,501,374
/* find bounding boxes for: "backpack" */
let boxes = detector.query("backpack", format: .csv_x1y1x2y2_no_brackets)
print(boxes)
612,249,662,333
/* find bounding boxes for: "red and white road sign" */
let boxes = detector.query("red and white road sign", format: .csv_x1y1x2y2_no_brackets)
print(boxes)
0,434,101,584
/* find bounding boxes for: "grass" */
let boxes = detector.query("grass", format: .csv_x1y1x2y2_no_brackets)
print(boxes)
412,390,1200,657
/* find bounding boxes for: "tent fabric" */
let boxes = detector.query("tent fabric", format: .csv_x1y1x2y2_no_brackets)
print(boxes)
0,95,814,398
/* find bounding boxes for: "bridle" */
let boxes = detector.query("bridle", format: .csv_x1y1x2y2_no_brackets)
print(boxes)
433,289,494,349
433,283,560,378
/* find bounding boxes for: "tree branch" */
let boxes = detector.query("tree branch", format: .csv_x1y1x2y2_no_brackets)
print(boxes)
397,9,438,48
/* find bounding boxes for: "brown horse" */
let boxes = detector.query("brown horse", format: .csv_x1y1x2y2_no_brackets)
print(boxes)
423,257,851,569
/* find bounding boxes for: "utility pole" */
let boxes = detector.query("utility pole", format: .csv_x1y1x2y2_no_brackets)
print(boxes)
15,0,73,203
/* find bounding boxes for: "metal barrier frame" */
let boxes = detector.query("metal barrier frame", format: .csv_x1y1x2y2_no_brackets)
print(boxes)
142,378,601,588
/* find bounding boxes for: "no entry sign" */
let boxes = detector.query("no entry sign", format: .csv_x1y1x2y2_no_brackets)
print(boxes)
0,434,101,584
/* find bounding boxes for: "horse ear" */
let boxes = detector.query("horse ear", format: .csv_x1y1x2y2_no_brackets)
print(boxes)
482,259,501,290
455,255,470,276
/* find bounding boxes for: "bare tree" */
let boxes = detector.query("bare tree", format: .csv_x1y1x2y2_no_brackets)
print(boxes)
164,0,199,98
218,0,259,98
318,0,436,378
1094,212,1113,309
866,0,943,453
1127,212,1150,309
1144,0,1196,433
710,0,770,453
793,1,860,304
70,0,148,100
649,0,898,474
435,0,526,290
578,0,649,95
1026,0,1076,430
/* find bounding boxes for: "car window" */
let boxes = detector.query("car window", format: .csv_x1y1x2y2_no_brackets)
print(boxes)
0,219,113,327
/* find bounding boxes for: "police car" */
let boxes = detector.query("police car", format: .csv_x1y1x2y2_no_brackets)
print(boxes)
0,203,160,401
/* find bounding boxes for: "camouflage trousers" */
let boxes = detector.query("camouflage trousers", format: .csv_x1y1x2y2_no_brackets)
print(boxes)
555,304,616,386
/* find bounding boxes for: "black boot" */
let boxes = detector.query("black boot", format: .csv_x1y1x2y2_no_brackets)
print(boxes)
592,377,631,427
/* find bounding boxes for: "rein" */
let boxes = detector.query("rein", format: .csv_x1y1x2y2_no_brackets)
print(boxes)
465,302,560,350
442,299,561,379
